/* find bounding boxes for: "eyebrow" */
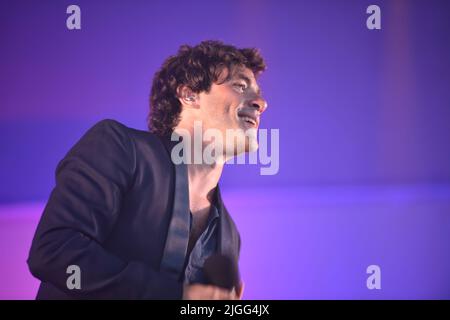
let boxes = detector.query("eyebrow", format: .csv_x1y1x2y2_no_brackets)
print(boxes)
234,73,262,96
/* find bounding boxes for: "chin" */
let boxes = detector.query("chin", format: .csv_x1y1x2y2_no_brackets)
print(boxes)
223,125,259,156
233,131,258,154
245,127,259,152
246,136,259,153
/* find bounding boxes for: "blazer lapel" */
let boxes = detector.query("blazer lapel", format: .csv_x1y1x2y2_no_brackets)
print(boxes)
157,134,240,277
216,186,240,260
159,135,190,279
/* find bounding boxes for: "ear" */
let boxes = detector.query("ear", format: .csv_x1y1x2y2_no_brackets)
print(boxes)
177,85,199,108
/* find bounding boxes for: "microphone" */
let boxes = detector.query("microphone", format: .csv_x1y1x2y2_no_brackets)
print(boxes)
203,254,240,291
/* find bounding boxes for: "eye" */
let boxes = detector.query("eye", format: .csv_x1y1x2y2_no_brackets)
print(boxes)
233,82,247,92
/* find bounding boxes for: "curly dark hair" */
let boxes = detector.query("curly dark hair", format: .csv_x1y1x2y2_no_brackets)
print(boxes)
148,40,266,136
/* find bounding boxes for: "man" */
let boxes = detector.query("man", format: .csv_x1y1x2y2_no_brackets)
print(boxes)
27,40,267,299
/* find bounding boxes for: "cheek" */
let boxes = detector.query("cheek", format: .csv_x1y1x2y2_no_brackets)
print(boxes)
222,93,241,116
203,87,241,121
213,97,235,118
223,104,232,115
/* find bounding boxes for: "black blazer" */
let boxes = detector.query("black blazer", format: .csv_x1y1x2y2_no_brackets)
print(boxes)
27,119,241,299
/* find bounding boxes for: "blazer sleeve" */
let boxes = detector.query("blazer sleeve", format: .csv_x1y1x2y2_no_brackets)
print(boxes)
27,119,183,299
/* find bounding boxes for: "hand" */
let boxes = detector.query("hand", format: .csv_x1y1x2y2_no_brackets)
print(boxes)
182,283,239,300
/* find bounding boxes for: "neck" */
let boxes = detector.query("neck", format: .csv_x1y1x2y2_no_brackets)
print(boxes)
173,124,225,203
187,161,224,203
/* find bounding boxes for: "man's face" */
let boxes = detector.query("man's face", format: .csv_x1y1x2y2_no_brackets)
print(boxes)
197,66,267,155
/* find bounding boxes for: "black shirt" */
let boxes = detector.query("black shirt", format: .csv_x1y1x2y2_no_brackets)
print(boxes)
182,204,219,285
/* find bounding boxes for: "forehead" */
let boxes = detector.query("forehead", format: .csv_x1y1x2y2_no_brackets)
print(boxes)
215,65,256,83
211,66,262,95
229,66,257,82
231,67,262,95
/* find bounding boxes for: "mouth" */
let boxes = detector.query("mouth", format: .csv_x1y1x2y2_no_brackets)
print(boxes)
237,109,259,128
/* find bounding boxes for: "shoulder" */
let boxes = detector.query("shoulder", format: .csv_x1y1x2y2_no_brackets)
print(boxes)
85,119,163,150
67,119,136,158
218,199,242,258
86,119,145,139
85,119,175,169
80,119,132,145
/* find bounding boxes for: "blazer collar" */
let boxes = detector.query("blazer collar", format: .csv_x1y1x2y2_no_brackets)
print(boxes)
157,134,240,278
216,185,239,259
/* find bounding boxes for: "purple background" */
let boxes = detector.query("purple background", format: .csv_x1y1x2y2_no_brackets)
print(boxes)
1,0,450,299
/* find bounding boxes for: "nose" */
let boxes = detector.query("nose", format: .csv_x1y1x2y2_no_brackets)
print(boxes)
250,96,268,114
